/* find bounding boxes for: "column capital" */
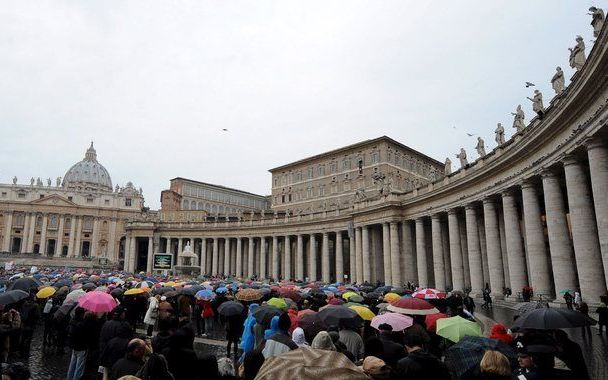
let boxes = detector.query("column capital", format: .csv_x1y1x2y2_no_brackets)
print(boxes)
585,135,605,151
464,204,478,211
520,179,538,190
482,198,495,205
431,213,442,221
562,154,580,167
540,167,560,179
501,187,517,198
447,209,459,216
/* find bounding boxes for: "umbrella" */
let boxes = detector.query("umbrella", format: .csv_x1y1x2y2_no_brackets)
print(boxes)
136,281,154,289
297,313,327,342
278,289,301,302
297,309,317,319
36,286,56,299
179,287,197,296
124,288,145,296
215,287,228,293
110,288,124,298
253,305,282,325
371,312,413,331
348,305,375,321
436,316,482,343
425,312,448,332
328,297,344,305
348,294,364,303
9,277,41,292
82,283,96,291
383,292,401,303
342,291,358,300
559,289,573,295
236,288,262,302
78,291,117,313
444,336,517,380
64,289,86,304
387,297,439,315
412,288,447,300
267,297,288,310
515,302,545,316
163,291,179,298
53,279,73,288
256,347,368,380
217,301,245,317
195,289,215,300
511,307,597,330
0,290,29,305
318,305,363,328
152,286,176,295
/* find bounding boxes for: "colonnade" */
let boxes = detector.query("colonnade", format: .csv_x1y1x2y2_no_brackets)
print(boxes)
1,212,118,259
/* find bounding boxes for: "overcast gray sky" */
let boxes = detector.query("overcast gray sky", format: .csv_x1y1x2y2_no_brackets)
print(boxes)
0,1,601,208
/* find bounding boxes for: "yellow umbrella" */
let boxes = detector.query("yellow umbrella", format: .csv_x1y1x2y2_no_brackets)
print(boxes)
342,291,358,300
384,293,401,303
349,305,376,321
124,288,145,296
165,281,176,287
36,286,56,299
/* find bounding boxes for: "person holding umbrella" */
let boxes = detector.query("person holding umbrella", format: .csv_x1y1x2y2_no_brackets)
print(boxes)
144,295,160,337
261,313,297,359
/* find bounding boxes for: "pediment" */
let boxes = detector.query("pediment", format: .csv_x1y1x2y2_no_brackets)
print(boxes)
30,194,78,207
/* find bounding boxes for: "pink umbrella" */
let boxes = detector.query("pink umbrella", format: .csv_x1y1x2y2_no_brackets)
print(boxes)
371,312,413,331
78,291,118,313
412,288,446,300
387,297,439,315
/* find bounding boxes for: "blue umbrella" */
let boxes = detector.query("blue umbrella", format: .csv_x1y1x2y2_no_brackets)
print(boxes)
196,289,215,300
144,277,158,283
215,287,228,294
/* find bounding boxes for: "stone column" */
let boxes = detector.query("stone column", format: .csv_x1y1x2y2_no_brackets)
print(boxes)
55,215,65,257
362,226,371,283
165,237,171,254
224,238,231,276
272,236,279,280
322,232,330,282
459,220,470,288
441,221,451,288
483,199,505,298
146,237,153,272
129,236,136,272
563,156,607,301
91,218,99,257
261,237,268,279
212,238,219,276
39,213,48,255
415,218,428,288
296,235,304,281
67,216,76,256
74,216,83,257
348,232,356,283
501,190,529,293
123,236,130,271
448,210,464,291
108,219,117,259
465,206,483,295
335,232,344,283
284,236,292,281
20,213,30,254
401,220,416,284
382,223,392,286
309,234,317,282
587,138,608,285
27,214,36,252
521,181,553,298
177,238,183,256
355,228,363,283
431,215,445,290
200,238,207,275
235,238,242,278
478,214,490,288
389,222,401,286
498,210,510,288
247,237,255,278
2,211,12,252
541,170,578,295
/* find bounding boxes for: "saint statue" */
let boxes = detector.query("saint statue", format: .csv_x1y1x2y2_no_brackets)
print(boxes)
527,90,545,118
569,36,586,71
511,105,526,133
30,177,34,186
551,66,565,95
46,178,51,187
475,137,486,157
444,158,452,175
36,177,43,186
56,177,62,187
12,176,17,185
456,148,468,167
495,123,505,145
589,7,605,38
115,184,120,192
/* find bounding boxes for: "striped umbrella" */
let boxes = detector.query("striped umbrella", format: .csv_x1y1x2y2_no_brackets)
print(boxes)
412,288,446,300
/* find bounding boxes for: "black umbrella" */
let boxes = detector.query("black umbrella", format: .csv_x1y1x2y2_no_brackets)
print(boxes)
82,283,96,291
179,287,197,296
9,277,41,292
53,278,73,288
0,290,30,305
318,305,363,328
253,305,282,325
54,301,77,319
511,307,597,329
152,286,176,295
217,301,245,317
110,288,124,298
297,313,327,343
445,336,517,379
163,291,179,299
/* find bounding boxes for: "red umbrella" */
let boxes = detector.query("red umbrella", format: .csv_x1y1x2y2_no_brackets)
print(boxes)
425,312,448,332
328,297,344,305
297,309,317,319
387,297,439,315
412,288,447,300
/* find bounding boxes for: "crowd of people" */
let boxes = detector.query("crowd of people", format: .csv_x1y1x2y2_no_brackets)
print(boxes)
0,266,604,380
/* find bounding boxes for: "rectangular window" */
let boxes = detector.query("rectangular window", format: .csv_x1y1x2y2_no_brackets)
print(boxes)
358,159,363,174
104,199,110,205
68,196,73,201
18,193,25,199
125,198,132,206
86,197,93,203
308,167,314,179
343,159,351,170
1,192,6,197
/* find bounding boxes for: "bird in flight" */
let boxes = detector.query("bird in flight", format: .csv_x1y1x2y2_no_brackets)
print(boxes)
525,82,535,88
222,128,229,132
466,133,475,137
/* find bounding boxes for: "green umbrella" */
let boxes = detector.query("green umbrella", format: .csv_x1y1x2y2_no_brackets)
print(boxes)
559,289,572,295
349,294,364,303
436,316,482,343
267,297,288,310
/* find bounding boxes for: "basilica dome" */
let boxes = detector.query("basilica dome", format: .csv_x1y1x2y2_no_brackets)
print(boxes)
62,142,113,191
